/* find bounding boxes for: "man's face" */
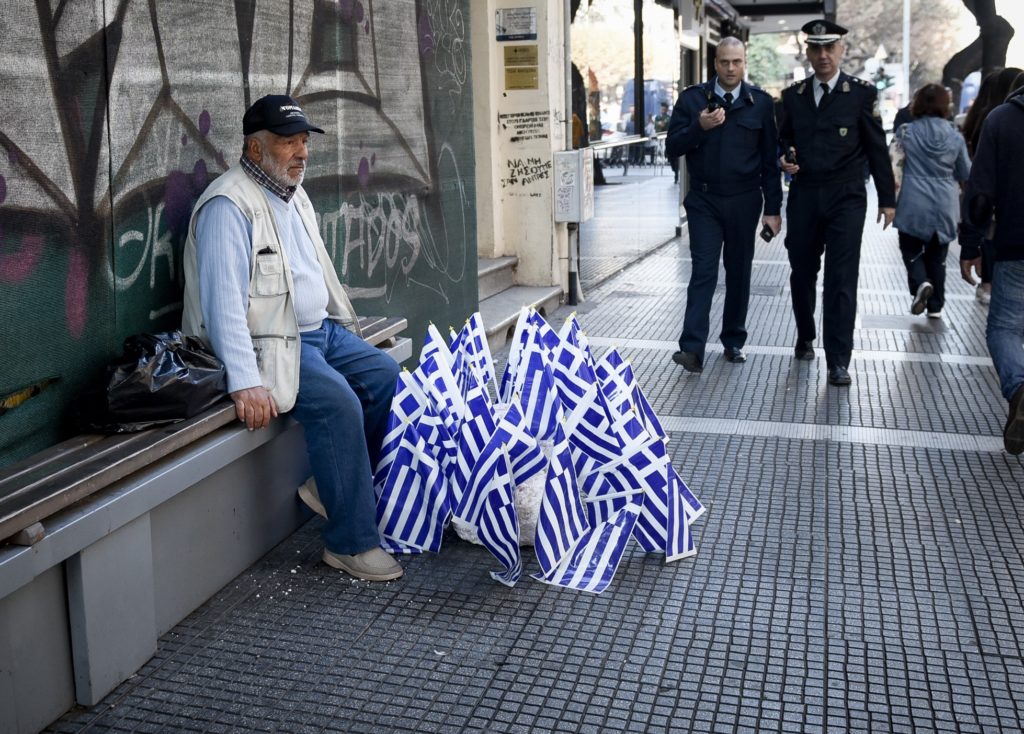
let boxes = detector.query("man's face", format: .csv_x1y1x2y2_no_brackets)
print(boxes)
253,132,309,188
714,44,746,90
806,41,844,80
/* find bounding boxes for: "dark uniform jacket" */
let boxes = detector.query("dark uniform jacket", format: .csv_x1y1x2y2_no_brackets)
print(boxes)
778,72,896,207
666,78,782,216
965,87,1024,261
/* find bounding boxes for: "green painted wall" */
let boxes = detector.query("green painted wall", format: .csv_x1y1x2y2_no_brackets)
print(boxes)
0,0,477,467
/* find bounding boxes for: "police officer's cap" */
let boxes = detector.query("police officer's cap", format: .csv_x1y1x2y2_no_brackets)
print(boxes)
801,19,847,46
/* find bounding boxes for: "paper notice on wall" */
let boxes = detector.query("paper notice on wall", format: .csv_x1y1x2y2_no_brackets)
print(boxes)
496,7,537,41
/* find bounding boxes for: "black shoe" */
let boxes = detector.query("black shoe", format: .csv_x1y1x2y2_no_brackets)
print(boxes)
723,347,746,363
794,340,815,360
911,282,933,315
1005,384,1024,455
671,350,703,373
828,366,852,386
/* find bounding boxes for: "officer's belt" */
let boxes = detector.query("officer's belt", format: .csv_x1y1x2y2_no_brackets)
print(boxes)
792,170,864,186
689,179,760,196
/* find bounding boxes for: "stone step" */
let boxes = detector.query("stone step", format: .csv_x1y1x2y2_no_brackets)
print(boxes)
478,256,518,302
478,285,563,354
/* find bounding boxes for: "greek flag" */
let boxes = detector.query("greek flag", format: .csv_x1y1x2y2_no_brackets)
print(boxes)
558,312,593,363
533,424,589,578
477,462,523,586
458,312,496,390
421,322,455,370
526,308,563,354
412,353,465,439
375,371,430,492
376,423,449,553
552,338,599,414
499,308,534,402
454,402,546,526
449,324,466,355
597,349,665,441
452,364,498,501
516,340,564,442
533,501,642,594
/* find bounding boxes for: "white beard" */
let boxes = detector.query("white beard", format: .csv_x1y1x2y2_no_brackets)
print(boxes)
262,155,304,188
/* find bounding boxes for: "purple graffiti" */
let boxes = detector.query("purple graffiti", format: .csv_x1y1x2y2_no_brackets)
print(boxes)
0,234,43,284
354,2,365,24
358,157,370,189
198,109,211,137
65,248,88,339
163,160,210,239
181,134,188,146
418,13,433,56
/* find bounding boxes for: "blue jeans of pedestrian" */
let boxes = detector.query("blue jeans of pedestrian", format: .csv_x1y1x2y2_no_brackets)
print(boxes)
987,261,1024,402
291,320,399,555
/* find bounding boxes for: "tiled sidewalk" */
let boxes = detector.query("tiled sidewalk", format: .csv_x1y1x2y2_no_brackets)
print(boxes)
49,181,1024,733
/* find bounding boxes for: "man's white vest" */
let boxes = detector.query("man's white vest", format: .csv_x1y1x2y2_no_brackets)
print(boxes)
182,165,360,413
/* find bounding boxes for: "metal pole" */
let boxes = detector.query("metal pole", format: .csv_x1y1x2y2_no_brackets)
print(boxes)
903,0,911,104
634,0,644,140
564,0,580,305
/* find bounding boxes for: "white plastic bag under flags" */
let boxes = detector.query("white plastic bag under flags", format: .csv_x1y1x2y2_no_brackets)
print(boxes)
533,501,642,594
376,423,450,554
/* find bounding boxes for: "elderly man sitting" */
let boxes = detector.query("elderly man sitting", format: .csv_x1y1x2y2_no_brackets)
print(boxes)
182,95,402,581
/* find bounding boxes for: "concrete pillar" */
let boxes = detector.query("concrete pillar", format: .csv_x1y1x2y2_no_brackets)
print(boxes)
472,0,569,291
66,514,157,706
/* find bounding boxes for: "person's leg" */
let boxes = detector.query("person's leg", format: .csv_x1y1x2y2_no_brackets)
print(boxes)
719,189,762,350
986,261,1024,402
820,185,867,369
785,184,825,347
319,320,400,469
290,325,393,556
897,231,928,296
679,191,725,359
924,237,948,313
987,261,1024,453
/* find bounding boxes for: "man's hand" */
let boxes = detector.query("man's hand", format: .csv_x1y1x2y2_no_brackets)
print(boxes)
231,386,278,430
698,108,726,131
779,148,799,175
877,207,895,229
763,215,782,236
960,257,983,285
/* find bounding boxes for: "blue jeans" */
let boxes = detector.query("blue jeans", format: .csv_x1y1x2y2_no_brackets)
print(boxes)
291,320,399,555
987,261,1024,402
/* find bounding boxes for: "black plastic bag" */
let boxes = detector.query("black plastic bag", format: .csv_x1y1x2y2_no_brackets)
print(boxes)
85,331,227,433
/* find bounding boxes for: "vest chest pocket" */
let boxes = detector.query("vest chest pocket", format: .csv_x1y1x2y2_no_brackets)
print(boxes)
254,251,287,296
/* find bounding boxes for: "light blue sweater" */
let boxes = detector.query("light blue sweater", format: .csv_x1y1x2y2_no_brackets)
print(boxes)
194,192,329,393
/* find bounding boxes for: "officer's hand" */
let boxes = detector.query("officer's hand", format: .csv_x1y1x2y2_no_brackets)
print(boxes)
779,149,799,175
763,215,782,236
698,108,725,130
231,386,278,431
960,257,982,285
877,207,895,230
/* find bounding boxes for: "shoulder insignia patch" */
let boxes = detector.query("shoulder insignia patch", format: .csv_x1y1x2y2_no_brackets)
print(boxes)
872,97,882,120
841,81,851,93
851,76,872,87
796,82,806,95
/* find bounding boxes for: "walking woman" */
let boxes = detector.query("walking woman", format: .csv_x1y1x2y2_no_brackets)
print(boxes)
892,84,970,318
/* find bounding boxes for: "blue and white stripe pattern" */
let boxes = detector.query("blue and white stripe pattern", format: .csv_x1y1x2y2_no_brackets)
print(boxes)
376,424,449,553
373,310,703,593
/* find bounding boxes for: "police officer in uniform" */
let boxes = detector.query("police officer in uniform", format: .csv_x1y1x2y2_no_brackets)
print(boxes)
779,20,896,386
667,37,782,374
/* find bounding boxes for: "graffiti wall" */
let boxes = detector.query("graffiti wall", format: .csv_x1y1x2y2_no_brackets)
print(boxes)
0,0,477,466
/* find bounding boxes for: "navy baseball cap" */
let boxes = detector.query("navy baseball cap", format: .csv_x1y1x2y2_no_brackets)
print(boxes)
801,19,847,45
242,95,325,136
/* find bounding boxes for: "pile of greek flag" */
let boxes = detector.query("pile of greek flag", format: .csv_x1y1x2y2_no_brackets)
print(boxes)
374,309,704,593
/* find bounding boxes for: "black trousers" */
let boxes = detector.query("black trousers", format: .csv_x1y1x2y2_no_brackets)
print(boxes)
679,188,763,357
785,179,867,369
898,231,948,312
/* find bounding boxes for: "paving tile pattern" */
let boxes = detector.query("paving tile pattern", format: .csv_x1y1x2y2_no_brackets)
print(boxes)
49,177,1024,733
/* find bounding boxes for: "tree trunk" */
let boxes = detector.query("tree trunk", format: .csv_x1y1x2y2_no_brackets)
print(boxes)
943,0,1015,109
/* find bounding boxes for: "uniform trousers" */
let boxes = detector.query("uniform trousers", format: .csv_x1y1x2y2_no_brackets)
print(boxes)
785,179,867,369
679,187,763,357
291,320,399,555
